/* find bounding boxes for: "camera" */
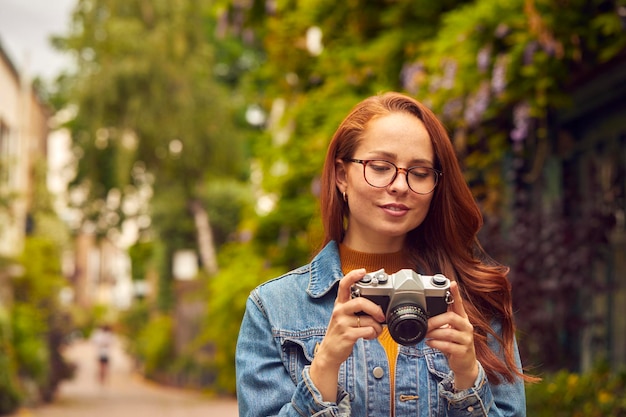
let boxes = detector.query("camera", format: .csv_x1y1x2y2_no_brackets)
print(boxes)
351,269,453,346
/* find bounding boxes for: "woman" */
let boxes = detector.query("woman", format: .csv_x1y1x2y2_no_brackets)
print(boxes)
236,92,530,416
91,324,113,384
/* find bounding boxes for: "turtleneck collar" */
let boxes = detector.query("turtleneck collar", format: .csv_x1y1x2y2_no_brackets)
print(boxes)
338,243,413,275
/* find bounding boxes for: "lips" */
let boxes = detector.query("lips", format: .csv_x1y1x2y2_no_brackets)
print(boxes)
381,203,409,216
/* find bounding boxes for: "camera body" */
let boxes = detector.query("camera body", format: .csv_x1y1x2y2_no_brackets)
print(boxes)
351,269,453,345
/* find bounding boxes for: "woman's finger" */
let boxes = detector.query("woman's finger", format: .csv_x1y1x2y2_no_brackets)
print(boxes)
335,268,366,304
448,281,468,319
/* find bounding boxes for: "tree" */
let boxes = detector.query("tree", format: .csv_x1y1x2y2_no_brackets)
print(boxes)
54,0,250,309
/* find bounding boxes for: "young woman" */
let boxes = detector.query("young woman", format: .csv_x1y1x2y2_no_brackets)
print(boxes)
236,92,529,416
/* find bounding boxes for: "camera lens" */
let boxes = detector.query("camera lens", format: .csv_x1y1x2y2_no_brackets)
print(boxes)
386,303,428,346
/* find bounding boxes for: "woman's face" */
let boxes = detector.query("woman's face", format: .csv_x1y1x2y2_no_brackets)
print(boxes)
336,111,435,253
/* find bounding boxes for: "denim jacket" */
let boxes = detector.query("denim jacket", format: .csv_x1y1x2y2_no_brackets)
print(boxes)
236,241,526,416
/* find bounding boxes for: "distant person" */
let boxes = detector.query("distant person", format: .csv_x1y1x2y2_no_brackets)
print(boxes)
236,92,535,416
91,324,113,384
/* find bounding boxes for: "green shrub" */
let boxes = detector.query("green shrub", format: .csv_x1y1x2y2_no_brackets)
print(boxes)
0,307,21,414
195,242,284,394
13,237,73,401
134,313,175,378
526,364,626,416
11,303,49,385
118,300,151,350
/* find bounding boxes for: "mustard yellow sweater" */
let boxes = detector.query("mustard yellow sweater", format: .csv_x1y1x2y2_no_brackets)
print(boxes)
338,244,414,405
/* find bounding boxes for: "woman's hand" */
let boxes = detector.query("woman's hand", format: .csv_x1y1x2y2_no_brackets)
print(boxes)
425,281,479,390
310,269,385,401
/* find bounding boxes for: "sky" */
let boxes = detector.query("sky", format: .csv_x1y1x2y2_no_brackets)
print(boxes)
0,0,76,81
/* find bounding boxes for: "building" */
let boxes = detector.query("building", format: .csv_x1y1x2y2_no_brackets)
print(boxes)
0,39,50,258
0,38,50,309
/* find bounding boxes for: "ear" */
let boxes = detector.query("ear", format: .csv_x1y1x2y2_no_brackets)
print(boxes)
335,158,348,192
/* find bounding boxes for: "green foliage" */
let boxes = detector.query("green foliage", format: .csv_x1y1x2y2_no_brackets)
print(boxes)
117,300,153,369
118,299,151,346
416,0,626,211
71,303,112,338
11,303,49,385
0,155,74,408
526,365,626,416
56,0,249,238
9,236,74,403
118,306,176,381
219,0,626,379
195,242,284,392
213,0,500,267
255,193,318,268
0,307,21,415
202,179,255,249
13,237,64,304
132,313,175,378
29,163,72,247
54,1,252,318
128,240,155,281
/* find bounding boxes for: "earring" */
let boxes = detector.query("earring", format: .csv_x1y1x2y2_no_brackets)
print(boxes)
342,191,348,203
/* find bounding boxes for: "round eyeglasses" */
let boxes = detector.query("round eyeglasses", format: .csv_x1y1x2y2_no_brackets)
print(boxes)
346,159,442,195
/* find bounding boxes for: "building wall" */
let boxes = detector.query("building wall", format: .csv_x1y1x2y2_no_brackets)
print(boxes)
0,39,50,315
0,41,133,313
0,40,49,258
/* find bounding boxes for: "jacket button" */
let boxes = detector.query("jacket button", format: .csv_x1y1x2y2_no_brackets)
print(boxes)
372,367,384,379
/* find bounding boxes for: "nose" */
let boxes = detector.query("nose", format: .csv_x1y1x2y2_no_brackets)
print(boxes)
387,168,410,193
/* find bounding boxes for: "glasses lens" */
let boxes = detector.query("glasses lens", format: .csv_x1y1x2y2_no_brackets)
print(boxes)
363,160,397,187
362,160,439,194
407,167,438,194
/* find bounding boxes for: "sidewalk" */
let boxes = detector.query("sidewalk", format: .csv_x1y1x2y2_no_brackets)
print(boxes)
11,337,238,417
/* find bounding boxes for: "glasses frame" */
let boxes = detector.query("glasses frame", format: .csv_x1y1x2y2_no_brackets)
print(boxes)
346,158,442,195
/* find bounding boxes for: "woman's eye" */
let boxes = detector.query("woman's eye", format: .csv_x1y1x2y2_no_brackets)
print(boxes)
369,163,391,172
409,169,430,179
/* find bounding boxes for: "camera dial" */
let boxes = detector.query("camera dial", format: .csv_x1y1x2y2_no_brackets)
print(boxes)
431,274,448,287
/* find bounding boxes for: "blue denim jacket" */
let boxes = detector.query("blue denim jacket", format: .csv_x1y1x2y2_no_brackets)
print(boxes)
236,241,526,416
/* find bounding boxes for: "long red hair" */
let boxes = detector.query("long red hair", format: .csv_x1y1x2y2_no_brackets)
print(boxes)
319,92,532,384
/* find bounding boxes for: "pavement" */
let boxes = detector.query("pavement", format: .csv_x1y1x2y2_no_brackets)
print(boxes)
11,337,239,417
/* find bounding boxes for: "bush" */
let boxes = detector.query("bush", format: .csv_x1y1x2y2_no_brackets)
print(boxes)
11,237,74,403
133,313,175,378
526,364,626,416
195,242,284,394
11,303,49,386
0,307,21,415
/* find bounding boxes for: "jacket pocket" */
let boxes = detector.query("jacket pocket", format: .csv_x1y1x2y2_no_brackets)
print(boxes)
280,333,324,385
425,349,452,381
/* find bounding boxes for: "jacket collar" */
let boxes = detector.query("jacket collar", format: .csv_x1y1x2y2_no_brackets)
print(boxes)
306,241,344,298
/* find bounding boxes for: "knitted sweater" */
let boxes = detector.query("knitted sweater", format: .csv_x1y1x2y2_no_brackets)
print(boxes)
338,243,415,407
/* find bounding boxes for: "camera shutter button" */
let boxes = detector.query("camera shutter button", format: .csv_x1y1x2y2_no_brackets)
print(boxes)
431,274,447,286
372,367,384,379
360,275,372,284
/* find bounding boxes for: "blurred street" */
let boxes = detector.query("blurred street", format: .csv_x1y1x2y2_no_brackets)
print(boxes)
10,337,238,417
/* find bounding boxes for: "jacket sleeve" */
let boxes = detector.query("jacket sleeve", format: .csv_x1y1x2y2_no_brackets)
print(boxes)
236,291,351,417
438,321,527,417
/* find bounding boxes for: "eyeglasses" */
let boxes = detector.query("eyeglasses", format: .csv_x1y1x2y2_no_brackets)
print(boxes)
346,159,442,195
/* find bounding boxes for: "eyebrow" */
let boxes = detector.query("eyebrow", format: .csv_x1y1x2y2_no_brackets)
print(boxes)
364,150,434,166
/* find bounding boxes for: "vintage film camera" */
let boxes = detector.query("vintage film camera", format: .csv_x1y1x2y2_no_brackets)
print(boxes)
351,269,454,345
